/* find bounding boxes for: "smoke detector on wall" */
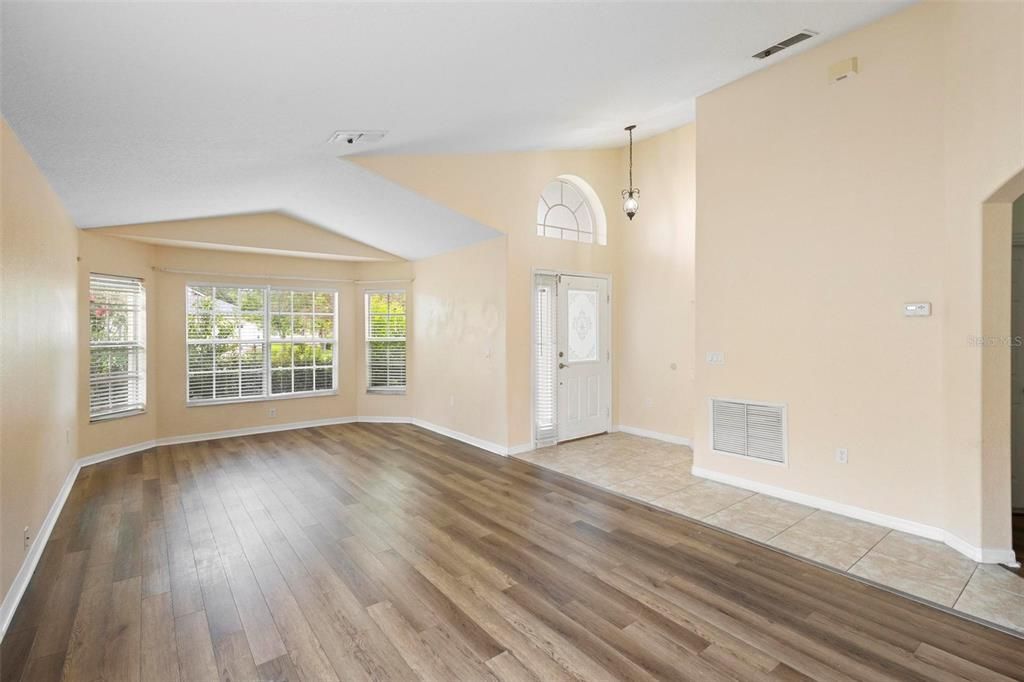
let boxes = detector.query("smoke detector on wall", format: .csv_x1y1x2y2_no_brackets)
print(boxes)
327,130,388,145
752,30,818,59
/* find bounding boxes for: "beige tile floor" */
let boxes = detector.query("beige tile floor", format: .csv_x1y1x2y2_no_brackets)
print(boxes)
515,431,1024,636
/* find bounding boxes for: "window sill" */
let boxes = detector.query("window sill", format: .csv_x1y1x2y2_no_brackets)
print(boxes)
366,388,406,396
90,408,147,424
187,390,339,408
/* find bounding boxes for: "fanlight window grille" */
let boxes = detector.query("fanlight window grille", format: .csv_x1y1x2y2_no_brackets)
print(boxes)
537,178,605,245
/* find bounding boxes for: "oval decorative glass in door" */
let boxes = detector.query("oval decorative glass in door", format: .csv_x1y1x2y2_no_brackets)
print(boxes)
567,289,599,363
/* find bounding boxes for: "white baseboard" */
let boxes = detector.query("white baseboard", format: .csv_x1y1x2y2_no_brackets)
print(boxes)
410,418,510,457
156,416,359,446
507,442,535,456
615,425,692,447
355,416,413,424
692,466,1016,564
0,459,81,640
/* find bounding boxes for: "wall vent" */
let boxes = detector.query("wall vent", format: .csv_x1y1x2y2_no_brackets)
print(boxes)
711,399,787,463
752,30,817,59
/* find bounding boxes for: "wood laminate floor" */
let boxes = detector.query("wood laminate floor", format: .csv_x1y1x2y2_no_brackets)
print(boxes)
2,423,1022,681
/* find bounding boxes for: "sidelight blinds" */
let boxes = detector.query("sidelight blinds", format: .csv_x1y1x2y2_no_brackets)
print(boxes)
534,274,557,443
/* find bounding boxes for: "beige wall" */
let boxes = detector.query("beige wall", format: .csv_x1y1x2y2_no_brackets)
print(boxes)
75,230,417,453
356,149,625,447
152,247,361,440
694,1,1024,553
1,121,80,601
78,232,159,456
616,125,697,440
410,237,508,444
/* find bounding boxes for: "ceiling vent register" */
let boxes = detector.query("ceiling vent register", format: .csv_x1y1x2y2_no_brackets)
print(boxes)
752,30,817,59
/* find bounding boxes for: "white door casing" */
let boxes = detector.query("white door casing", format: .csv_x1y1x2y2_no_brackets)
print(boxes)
556,274,611,441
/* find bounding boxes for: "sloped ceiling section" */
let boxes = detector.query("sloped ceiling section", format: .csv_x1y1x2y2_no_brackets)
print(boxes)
94,212,402,262
1,1,909,259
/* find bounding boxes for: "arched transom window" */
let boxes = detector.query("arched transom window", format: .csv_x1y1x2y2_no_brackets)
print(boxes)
536,176,606,245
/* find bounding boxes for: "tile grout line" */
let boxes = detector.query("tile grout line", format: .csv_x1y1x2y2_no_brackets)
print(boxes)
762,503,819,544
695,489,759,521
846,529,893,573
952,565,979,609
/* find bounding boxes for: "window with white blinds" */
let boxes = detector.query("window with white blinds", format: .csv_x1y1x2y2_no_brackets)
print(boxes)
365,290,406,392
186,285,337,404
534,274,557,443
90,274,146,421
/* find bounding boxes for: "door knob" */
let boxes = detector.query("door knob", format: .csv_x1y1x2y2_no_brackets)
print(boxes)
559,362,568,369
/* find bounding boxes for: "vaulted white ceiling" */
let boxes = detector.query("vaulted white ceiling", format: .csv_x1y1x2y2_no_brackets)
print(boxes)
1,1,909,259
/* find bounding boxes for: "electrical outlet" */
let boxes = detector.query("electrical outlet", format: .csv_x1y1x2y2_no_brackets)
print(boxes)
835,448,849,464
644,397,654,407
706,351,725,366
269,407,277,417
23,526,31,550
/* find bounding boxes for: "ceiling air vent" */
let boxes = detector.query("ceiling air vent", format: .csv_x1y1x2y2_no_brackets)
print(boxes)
752,30,818,59
711,399,787,464
327,130,388,145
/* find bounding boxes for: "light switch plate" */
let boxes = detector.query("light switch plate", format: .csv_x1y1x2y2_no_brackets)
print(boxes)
706,352,725,366
904,302,931,317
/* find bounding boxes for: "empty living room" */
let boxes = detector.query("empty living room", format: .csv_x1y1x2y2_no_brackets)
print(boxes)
2,1,1024,680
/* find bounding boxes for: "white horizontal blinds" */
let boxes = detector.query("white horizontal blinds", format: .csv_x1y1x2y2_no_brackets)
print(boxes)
534,275,557,443
186,285,337,404
270,289,337,395
89,274,146,420
186,286,266,401
366,290,406,390
712,399,787,463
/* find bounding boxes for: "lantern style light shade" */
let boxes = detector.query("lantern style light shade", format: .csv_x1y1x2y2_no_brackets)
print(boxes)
622,124,639,220
622,189,639,220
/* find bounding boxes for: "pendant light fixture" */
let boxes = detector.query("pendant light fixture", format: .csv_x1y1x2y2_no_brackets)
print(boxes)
621,124,639,220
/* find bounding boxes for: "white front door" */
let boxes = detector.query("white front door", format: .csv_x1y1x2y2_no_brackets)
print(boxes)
556,275,611,441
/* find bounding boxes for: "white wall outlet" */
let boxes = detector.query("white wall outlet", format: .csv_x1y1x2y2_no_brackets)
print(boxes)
644,397,654,407
269,407,277,417
706,352,725,366
835,448,849,464
23,526,31,550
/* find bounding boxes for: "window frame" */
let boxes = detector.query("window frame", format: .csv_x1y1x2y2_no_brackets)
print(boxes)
536,175,607,246
185,283,338,407
364,289,407,394
89,273,147,422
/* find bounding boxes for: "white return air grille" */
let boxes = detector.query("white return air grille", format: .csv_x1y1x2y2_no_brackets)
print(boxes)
712,399,787,463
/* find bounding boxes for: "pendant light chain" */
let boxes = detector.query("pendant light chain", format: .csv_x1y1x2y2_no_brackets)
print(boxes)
622,124,639,220
622,126,630,188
